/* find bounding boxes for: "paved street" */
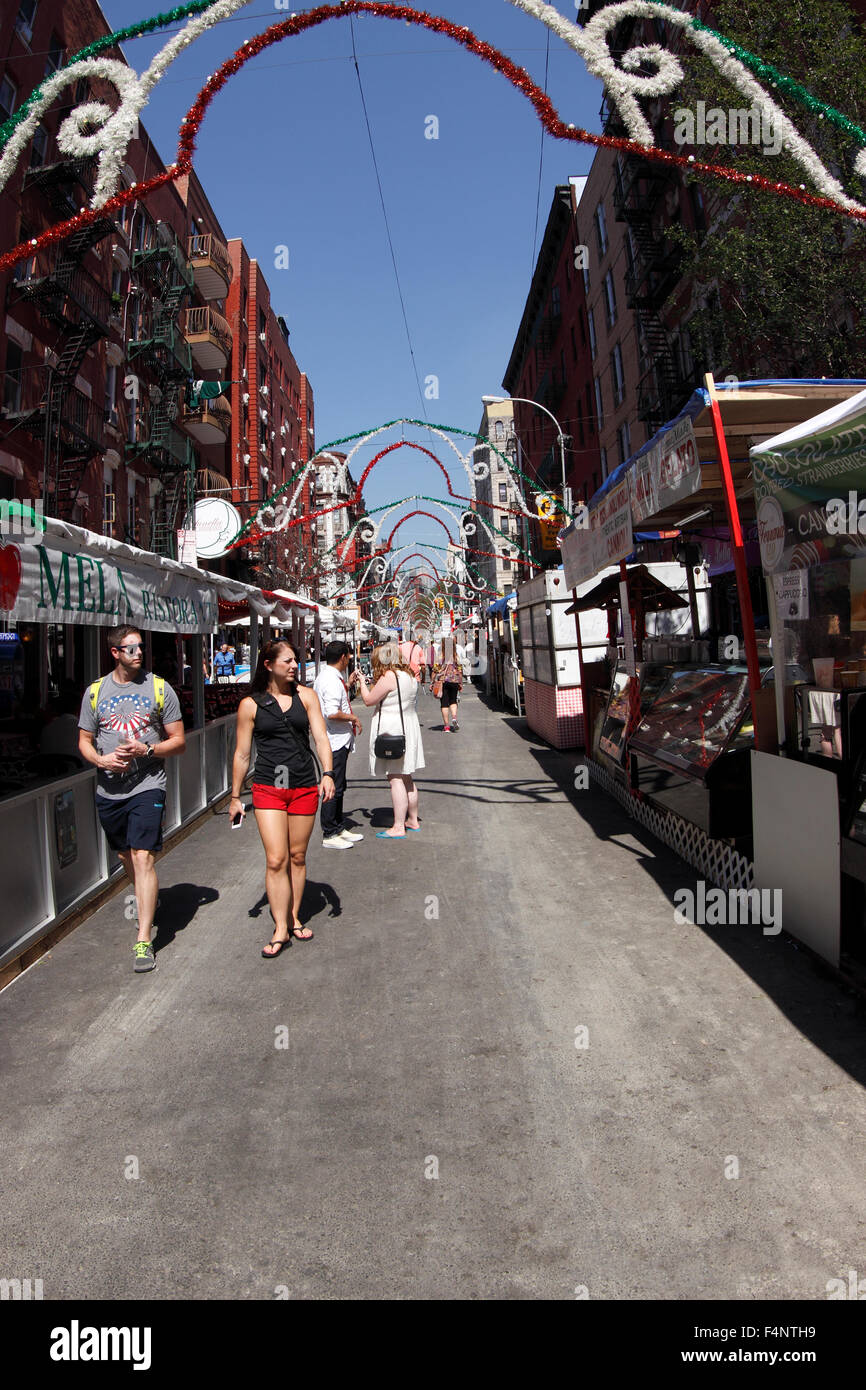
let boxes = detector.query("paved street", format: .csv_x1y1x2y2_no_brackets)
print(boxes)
3,685,866,1301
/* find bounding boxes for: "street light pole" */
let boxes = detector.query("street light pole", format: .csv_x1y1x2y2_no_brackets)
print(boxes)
482,393,571,517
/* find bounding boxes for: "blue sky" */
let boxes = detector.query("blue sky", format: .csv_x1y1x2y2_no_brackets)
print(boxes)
101,0,603,571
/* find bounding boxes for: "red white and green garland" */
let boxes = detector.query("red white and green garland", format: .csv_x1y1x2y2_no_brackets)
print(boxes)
3,1,866,272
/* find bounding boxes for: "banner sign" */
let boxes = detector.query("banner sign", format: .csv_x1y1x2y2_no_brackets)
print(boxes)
629,414,701,523
595,478,633,568
619,579,637,677
0,535,219,634
752,407,866,573
772,568,809,621
561,478,633,587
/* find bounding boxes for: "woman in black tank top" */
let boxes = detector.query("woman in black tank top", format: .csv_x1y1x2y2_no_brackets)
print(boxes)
230,640,335,957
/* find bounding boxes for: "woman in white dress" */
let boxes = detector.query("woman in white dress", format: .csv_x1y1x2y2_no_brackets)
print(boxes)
352,644,424,839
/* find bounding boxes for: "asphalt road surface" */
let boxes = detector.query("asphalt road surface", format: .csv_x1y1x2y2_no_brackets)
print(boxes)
2,684,866,1300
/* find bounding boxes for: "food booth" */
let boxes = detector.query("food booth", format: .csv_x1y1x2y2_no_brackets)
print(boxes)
560,377,866,967
750,387,866,968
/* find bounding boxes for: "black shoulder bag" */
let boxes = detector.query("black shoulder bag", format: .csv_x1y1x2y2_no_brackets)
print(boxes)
374,675,406,760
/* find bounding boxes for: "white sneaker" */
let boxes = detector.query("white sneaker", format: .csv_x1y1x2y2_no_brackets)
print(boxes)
338,828,364,842
322,835,353,849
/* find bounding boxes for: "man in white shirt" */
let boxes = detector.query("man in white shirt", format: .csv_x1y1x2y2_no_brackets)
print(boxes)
313,641,364,848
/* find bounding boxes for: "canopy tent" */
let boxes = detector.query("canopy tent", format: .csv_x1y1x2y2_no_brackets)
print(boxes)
487,591,518,617
565,565,688,615
562,379,866,584
0,512,318,634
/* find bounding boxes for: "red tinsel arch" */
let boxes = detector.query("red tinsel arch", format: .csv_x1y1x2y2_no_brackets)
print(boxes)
2,1,864,272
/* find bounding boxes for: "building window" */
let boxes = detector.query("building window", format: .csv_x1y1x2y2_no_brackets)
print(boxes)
625,229,636,283
104,365,118,423
3,342,23,414
585,383,594,436
551,285,561,317
493,420,504,441
600,447,608,481
594,376,604,429
570,324,577,362
29,124,48,168
12,253,35,283
103,479,115,537
128,483,138,543
595,202,608,258
0,76,16,125
603,270,617,327
15,0,37,43
611,343,625,407
502,555,511,572
587,307,597,360
582,260,590,293
498,483,508,503
45,33,64,76
618,421,632,465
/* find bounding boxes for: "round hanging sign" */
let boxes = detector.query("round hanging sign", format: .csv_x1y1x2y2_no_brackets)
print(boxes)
192,498,242,558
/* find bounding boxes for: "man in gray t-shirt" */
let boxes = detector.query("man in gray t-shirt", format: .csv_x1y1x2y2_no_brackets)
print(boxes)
78,669,182,800
78,626,186,973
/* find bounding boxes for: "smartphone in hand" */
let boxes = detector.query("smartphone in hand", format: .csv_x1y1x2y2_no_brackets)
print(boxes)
231,810,245,828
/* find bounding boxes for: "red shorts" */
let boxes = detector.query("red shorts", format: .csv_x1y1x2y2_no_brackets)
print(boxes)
252,783,319,814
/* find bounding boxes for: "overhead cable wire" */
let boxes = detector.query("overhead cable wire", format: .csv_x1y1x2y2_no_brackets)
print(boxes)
530,26,550,275
348,14,429,428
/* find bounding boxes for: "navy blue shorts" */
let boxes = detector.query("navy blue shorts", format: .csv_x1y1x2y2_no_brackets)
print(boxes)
96,790,166,852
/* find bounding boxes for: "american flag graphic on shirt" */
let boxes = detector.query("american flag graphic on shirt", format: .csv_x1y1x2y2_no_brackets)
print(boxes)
99,691,155,742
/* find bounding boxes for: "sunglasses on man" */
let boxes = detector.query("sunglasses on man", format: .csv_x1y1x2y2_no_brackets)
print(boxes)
116,643,144,654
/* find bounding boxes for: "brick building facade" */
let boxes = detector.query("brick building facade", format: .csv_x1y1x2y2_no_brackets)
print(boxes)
0,0,315,592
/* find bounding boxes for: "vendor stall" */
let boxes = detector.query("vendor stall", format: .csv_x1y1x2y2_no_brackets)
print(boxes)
559,377,866,961
485,592,522,713
517,562,710,751
750,387,866,966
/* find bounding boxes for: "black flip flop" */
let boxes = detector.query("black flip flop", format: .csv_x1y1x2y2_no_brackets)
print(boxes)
262,936,291,958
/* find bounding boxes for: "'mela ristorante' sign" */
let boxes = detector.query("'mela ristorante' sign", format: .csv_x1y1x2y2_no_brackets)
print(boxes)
0,534,218,634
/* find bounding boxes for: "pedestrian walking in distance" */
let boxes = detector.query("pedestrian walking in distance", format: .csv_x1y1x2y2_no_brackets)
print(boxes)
77,625,186,973
313,640,363,850
352,643,424,839
432,644,464,732
230,640,335,957
213,641,236,683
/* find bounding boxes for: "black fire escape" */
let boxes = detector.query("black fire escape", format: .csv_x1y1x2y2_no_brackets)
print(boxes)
5,157,115,519
125,227,195,558
613,154,691,429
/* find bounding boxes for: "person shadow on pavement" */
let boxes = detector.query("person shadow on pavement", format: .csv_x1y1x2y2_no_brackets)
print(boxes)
248,879,342,929
152,884,220,955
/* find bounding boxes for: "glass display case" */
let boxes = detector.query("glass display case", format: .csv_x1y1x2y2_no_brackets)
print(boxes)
597,661,673,765
627,665,756,841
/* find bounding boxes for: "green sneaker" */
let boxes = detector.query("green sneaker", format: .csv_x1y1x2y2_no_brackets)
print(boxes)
133,941,155,973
